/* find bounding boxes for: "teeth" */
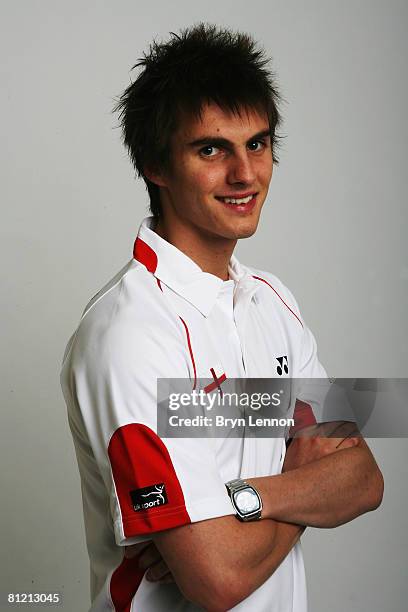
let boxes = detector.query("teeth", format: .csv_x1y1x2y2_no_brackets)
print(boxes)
221,195,254,205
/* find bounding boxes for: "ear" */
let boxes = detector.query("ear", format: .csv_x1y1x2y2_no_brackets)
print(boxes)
144,164,168,188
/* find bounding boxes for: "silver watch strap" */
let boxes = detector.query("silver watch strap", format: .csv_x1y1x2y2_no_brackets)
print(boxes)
225,478,249,494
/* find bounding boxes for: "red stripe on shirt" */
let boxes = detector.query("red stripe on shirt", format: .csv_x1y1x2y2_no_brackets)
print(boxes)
133,237,158,273
288,399,317,436
179,317,197,390
252,275,304,328
110,554,144,612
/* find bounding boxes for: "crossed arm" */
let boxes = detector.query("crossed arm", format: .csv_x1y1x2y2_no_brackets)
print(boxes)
125,422,384,611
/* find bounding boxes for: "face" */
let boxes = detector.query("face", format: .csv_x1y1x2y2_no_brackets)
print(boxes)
150,102,273,244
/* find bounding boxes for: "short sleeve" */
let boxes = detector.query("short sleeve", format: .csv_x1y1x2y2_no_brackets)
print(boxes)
63,314,233,547
286,295,356,431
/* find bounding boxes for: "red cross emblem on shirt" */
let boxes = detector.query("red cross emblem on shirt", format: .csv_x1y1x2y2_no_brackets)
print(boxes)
204,367,227,397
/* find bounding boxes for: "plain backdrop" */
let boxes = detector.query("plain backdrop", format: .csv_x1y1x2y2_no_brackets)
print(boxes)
1,1,407,610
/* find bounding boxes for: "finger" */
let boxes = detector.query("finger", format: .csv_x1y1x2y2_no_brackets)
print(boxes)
124,541,151,559
138,544,163,570
145,561,172,581
336,436,360,449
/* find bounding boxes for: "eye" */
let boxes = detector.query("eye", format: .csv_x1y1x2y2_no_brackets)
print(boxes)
247,139,266,152
199,145,220,157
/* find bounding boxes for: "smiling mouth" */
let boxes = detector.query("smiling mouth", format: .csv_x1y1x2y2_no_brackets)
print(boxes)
215,193,257,205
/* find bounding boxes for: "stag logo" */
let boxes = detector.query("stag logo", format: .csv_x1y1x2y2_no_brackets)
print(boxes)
130,483,168,512
141,484,165,504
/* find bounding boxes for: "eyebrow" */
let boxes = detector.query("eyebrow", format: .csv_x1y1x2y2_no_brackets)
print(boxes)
187,129,272,148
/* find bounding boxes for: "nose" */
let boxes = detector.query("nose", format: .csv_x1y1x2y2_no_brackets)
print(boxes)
227,150,256,185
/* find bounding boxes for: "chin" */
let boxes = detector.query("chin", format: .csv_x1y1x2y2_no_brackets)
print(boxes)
217,225,257,241
235,227,258,239
231,218,260,240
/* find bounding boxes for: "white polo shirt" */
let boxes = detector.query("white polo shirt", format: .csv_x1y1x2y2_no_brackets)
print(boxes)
60,217,331,612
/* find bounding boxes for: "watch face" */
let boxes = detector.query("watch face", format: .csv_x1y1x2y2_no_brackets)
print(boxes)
234,488,260,514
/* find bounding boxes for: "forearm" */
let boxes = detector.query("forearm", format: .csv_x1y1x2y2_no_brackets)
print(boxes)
219,519,304,603
249,446,383,528
155,515,303,611
240,520,305,595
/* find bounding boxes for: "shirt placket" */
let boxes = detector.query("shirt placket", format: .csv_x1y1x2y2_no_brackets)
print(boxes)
231,282,264,479
233,282,260,377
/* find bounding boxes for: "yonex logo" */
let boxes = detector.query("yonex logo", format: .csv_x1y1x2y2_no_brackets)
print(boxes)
276,356,289,376
130,483,168,512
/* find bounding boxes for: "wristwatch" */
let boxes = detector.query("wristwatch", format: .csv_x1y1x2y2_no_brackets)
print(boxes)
225,478,262,521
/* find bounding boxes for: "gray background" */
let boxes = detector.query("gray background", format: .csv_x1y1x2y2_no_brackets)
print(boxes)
1,1,407,610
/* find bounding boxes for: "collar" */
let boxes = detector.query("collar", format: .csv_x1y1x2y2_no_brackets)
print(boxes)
132,217,255,317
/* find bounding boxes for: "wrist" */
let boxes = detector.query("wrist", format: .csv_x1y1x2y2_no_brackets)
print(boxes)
225,478,262,521
246,474,286,521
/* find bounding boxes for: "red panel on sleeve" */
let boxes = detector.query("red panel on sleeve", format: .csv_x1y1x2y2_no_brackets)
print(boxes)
110,554,144,612
108,423,191,536
289,399,317,436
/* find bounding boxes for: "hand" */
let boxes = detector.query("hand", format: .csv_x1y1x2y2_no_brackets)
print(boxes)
124,541,174,584
283,421,361,473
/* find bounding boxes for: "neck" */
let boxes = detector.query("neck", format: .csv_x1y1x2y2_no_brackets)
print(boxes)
154,217,236,281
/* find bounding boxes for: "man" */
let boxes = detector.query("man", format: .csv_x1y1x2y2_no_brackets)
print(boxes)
60,24,383,611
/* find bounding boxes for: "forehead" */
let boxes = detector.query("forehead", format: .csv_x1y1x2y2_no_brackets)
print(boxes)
174,102,269,144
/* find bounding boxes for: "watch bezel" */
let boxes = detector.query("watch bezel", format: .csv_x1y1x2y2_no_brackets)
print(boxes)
226,480,263,521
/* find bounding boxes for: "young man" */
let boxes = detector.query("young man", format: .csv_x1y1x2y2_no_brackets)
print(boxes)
60,24,383,612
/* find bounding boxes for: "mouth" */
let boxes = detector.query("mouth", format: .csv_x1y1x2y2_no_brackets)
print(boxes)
215,192,258,212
